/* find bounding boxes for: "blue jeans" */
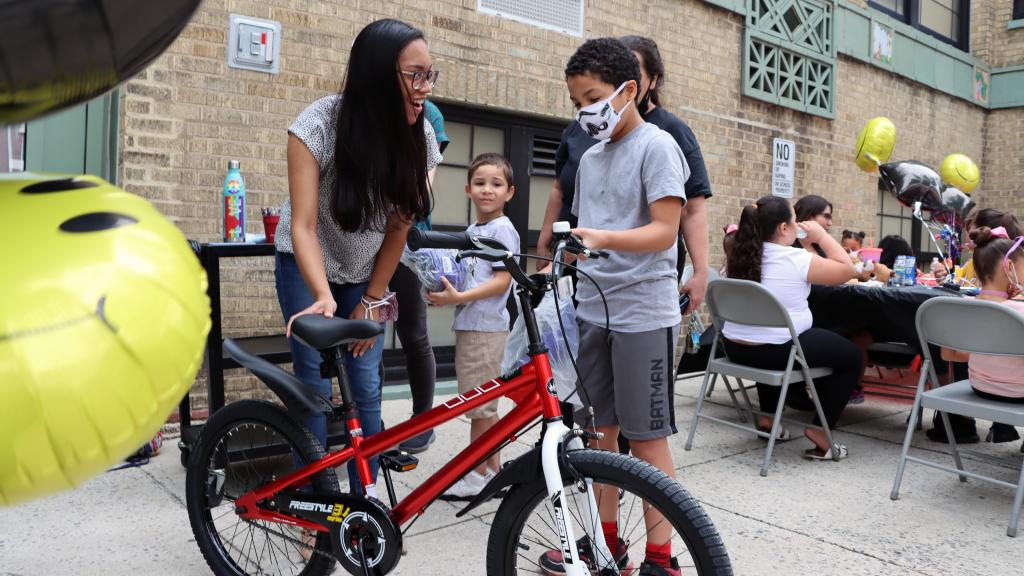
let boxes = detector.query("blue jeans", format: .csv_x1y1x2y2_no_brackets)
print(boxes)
274,250,382,492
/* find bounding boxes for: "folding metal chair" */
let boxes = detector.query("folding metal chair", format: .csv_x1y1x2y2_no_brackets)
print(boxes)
891,296,1024,537
684,278,839,476
676,267,757,422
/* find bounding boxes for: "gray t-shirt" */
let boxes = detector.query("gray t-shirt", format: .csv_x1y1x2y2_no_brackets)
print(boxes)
452,216,520,332
572,122,689,332
275,94,442,284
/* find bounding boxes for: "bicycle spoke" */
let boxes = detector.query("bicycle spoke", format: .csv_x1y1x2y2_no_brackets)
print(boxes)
194,416,332,576
500,455,714,576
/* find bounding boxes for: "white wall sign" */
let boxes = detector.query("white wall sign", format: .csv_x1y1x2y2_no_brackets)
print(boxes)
772,138,795,198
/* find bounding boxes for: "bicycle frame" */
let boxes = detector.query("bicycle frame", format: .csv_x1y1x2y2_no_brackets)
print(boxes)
234,350,559,528
232,241,598,576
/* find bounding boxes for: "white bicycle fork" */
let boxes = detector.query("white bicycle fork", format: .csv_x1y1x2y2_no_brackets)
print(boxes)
540,421,620,576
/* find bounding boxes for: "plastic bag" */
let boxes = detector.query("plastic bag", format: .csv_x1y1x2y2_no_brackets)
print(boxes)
400,246,470,296
501,287,582,409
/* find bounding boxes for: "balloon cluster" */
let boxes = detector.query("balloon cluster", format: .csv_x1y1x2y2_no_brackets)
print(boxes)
854,117,981,278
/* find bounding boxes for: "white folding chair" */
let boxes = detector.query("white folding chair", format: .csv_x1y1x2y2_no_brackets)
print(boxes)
891,296,1024,537
684,278,839,476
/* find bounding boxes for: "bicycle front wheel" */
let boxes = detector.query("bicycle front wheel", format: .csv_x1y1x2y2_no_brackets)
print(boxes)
185,400,339,576
487,449,732,575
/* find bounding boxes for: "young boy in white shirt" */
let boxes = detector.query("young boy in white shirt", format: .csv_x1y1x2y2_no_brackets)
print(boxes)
426,153,520,500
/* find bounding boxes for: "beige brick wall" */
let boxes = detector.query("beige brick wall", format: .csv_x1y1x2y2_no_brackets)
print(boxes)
979,108,1024,215
985,0,1024,68
119,0,1017,408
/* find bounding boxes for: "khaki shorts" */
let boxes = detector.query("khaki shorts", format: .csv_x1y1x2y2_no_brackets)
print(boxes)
455,330,507,420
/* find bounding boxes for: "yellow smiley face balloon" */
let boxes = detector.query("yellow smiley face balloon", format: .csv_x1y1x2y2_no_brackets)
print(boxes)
854,117,896,173
0,173,210,506
940,153,980,193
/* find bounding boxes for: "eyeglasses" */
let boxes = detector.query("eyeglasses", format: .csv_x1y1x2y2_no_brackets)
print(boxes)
399,69,439,90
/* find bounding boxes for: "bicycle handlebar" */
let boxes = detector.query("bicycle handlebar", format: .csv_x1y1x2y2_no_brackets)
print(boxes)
406,228,474,251
406,224,609,295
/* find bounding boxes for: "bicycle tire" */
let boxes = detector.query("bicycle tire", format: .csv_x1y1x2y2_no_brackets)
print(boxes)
186,400,339,576
486,449,732,575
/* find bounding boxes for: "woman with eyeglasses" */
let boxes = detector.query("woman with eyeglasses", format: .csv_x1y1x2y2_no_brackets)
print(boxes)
272,19,441,493
793,195,833,258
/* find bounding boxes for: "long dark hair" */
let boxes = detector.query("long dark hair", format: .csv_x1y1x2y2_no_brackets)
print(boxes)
793,194,833,222
619,36,664,107
728,196,793,282
970,227,1017,284
333,19,431,232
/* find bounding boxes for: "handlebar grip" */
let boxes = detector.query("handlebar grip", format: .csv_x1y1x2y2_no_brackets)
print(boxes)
407,228,474,251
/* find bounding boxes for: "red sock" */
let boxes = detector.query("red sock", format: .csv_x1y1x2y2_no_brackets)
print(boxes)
601,521,620,550
645,541,672,568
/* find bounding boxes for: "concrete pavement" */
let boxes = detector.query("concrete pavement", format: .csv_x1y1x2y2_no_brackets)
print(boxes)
2,375,1023,575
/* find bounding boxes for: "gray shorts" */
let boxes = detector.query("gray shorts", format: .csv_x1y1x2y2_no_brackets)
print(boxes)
575,320,679,440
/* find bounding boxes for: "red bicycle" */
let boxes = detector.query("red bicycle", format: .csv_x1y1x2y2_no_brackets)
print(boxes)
185,227,731,576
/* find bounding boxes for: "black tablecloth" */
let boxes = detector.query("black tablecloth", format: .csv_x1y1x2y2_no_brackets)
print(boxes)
808,284,960,351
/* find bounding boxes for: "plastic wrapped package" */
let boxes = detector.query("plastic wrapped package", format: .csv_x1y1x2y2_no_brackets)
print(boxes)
501,289,582,409
400,246,470,297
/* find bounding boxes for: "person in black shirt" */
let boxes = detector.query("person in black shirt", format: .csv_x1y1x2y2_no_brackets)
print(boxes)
537,36,713,310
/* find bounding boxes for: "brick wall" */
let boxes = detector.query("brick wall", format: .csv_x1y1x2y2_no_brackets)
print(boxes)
986,0,1024,68
980,108,1024,215
118,0,1018,407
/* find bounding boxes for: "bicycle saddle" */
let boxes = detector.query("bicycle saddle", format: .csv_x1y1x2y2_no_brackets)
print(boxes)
290,315,384,351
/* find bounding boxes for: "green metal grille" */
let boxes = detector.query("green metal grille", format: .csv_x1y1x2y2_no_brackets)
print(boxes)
743,0,836,118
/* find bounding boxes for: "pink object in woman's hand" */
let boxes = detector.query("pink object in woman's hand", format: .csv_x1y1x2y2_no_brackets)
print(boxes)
860,247,883,263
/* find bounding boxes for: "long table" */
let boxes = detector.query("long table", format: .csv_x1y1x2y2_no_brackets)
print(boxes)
808,284,962,352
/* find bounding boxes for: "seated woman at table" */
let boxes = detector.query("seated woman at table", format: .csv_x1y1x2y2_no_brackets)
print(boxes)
793,195,833,257
941,226,1024,401
724,196,861,460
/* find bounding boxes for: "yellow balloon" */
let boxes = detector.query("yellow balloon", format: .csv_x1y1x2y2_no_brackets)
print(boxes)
0,173,210,506
854,117,896,173
940,153,980,193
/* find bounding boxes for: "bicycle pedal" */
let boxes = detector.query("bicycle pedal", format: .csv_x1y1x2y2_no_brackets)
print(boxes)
380,450,418,472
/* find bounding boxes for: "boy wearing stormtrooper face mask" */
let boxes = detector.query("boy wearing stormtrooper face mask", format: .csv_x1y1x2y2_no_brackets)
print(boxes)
537,38,689,576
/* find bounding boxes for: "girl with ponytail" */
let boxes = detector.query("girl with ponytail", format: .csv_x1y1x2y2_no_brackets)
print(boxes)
723,196,861,461
941,226,1024,403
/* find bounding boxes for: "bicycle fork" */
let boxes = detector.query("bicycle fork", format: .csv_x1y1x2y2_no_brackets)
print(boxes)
541,421,619,576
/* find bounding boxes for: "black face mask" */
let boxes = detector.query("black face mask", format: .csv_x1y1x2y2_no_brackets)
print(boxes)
637,76,657,117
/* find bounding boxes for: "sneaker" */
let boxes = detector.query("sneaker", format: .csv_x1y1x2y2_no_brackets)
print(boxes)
638,557,681,576
398,429,435,454
439,470,492,502
848,387,865,405
538,536,632,576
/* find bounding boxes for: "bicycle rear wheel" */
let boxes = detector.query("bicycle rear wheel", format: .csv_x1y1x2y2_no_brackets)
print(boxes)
185,400,339,576
486,449,732,575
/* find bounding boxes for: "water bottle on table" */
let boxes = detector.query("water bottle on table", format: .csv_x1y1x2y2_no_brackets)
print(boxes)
903,256,917,286
222,160,246,242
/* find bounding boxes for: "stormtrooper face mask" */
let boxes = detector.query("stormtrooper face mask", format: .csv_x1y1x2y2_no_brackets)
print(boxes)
576,82,631,141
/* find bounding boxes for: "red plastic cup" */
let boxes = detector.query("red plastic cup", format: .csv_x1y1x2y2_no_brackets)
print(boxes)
262,214,280,244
